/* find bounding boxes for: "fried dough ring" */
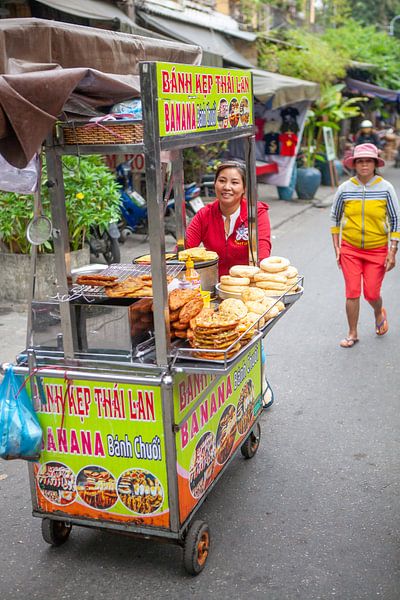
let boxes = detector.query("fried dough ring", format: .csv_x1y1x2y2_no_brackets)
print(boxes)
219,284,250,294
255,281,287,291
220,275,250,286
229,265,260,278
281,265,298,279
253,272,287,284
260,256,290,273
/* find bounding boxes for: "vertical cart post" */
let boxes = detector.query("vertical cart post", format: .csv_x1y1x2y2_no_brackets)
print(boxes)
44,141,77,359
243,92,259,266
170,151,185,252
141,62,171,368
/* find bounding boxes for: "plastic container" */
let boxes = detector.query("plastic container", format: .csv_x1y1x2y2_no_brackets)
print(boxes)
200,290,211,307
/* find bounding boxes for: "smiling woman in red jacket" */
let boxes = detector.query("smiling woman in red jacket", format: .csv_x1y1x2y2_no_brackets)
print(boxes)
185,162,271,277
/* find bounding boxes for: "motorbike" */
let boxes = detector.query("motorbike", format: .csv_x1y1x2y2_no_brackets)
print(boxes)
116,160,205,240
184,182,205,218
88,222,121,264
117,160,177,240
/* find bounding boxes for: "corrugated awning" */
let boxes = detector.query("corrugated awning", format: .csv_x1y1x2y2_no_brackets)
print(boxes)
36,0,159,35
36,0,134,24
139,1,256,42
252,68,319,108
346,77,400,103
137,11,254,68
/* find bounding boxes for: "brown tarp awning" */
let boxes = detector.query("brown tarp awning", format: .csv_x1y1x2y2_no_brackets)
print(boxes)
0,18,202,167
252,68,319,109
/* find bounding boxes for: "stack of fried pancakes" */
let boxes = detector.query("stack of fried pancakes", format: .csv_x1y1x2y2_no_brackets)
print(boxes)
168,289,204,340
190,310,241,359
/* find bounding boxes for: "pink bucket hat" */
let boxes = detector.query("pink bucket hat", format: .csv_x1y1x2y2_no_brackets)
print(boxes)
344,143,385,169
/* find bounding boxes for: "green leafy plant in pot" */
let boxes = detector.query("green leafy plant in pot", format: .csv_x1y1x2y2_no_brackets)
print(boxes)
297,84,365,197
296,108,324,200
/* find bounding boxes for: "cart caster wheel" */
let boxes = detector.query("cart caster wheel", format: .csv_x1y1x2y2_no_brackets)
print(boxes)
183,520,210,575
41,518,72,546
241,422,261,459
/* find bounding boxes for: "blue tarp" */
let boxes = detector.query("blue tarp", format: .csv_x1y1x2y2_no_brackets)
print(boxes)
346,77,400,103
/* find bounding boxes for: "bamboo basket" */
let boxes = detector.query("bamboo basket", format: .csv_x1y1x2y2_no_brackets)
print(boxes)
62,121,144,145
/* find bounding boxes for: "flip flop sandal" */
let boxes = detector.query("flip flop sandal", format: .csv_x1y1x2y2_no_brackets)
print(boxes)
375,308,389,336
340,337,359,348
262,381,274,410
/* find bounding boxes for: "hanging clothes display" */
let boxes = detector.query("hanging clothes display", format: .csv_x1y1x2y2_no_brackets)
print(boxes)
279,132,298,156
264,132,280,155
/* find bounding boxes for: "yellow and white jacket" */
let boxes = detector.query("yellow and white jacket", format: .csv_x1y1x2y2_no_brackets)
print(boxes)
330,176,400,249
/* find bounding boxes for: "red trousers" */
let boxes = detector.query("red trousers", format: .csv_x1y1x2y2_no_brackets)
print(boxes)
340,240,387,301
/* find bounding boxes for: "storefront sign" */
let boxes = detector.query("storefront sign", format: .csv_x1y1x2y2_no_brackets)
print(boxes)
130,153,145,172
156,63,253,137
174,341,262,523
323,126,336,161
33,379,170,528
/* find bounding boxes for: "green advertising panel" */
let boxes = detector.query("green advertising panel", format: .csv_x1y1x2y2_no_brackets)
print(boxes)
156,63,253,137
33,377,170,528
173,341,262,523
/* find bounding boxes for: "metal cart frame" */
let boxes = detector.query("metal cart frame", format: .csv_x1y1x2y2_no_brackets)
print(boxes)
8,62,300,574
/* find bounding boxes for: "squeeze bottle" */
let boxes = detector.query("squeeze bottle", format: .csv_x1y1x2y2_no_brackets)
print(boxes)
184,258,201,291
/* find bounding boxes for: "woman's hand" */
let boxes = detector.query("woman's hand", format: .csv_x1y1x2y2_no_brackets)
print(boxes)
335,245,341,269
385,247,397,272
331,233,341,269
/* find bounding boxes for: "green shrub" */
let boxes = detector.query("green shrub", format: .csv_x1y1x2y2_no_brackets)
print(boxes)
0,155,121,253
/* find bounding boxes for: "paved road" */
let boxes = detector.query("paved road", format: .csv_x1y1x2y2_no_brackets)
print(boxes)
1,179,399,598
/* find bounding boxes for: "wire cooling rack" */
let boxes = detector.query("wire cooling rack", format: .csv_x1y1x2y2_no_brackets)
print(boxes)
51,263,184,302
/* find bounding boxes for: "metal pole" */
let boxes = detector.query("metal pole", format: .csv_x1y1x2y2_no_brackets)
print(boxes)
244,131,258,266
44,140,77,360
170,150,185,252
389,15,400,35
140,62,171,368
161,374,180,534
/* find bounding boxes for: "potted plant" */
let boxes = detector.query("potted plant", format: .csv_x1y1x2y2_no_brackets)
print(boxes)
296,108,323,200
183,142,227,185
277,164,297,201
0,155,121,302
297,84,365,196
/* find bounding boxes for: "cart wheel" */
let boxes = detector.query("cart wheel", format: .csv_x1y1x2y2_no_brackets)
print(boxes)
241,422,261,459
41,518,72,546
183,520,210,575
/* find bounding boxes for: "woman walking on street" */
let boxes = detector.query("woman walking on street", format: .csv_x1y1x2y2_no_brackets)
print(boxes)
330,143,400,348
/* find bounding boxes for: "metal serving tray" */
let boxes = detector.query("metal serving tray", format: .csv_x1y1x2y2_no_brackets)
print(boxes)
54,263,184,302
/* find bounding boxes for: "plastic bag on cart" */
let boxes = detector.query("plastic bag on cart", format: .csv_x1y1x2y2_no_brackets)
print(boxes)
0,366,42,461
0,153,40,194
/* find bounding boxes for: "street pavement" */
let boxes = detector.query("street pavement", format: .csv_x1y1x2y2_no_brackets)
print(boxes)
0,170,399,599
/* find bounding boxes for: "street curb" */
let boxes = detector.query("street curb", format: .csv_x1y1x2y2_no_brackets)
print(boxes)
272,202,314,230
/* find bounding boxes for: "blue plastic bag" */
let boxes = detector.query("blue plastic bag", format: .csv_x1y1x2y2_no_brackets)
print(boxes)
0,366,42,460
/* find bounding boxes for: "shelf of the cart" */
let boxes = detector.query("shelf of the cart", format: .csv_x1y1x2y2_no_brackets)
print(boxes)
53,142,145,156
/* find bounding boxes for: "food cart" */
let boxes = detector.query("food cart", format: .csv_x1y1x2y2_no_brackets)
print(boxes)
3,53,302,574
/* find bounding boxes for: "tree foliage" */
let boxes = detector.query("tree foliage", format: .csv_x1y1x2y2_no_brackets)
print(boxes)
317,0,352,27
323,21,400,89
301,83,365,167
347,0,400,27
257,16,400,90
257,29,349,84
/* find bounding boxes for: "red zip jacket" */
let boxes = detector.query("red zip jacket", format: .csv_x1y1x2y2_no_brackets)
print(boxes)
185,198,271,276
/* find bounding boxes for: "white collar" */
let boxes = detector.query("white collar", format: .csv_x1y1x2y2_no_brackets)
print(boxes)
222,205,241,238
